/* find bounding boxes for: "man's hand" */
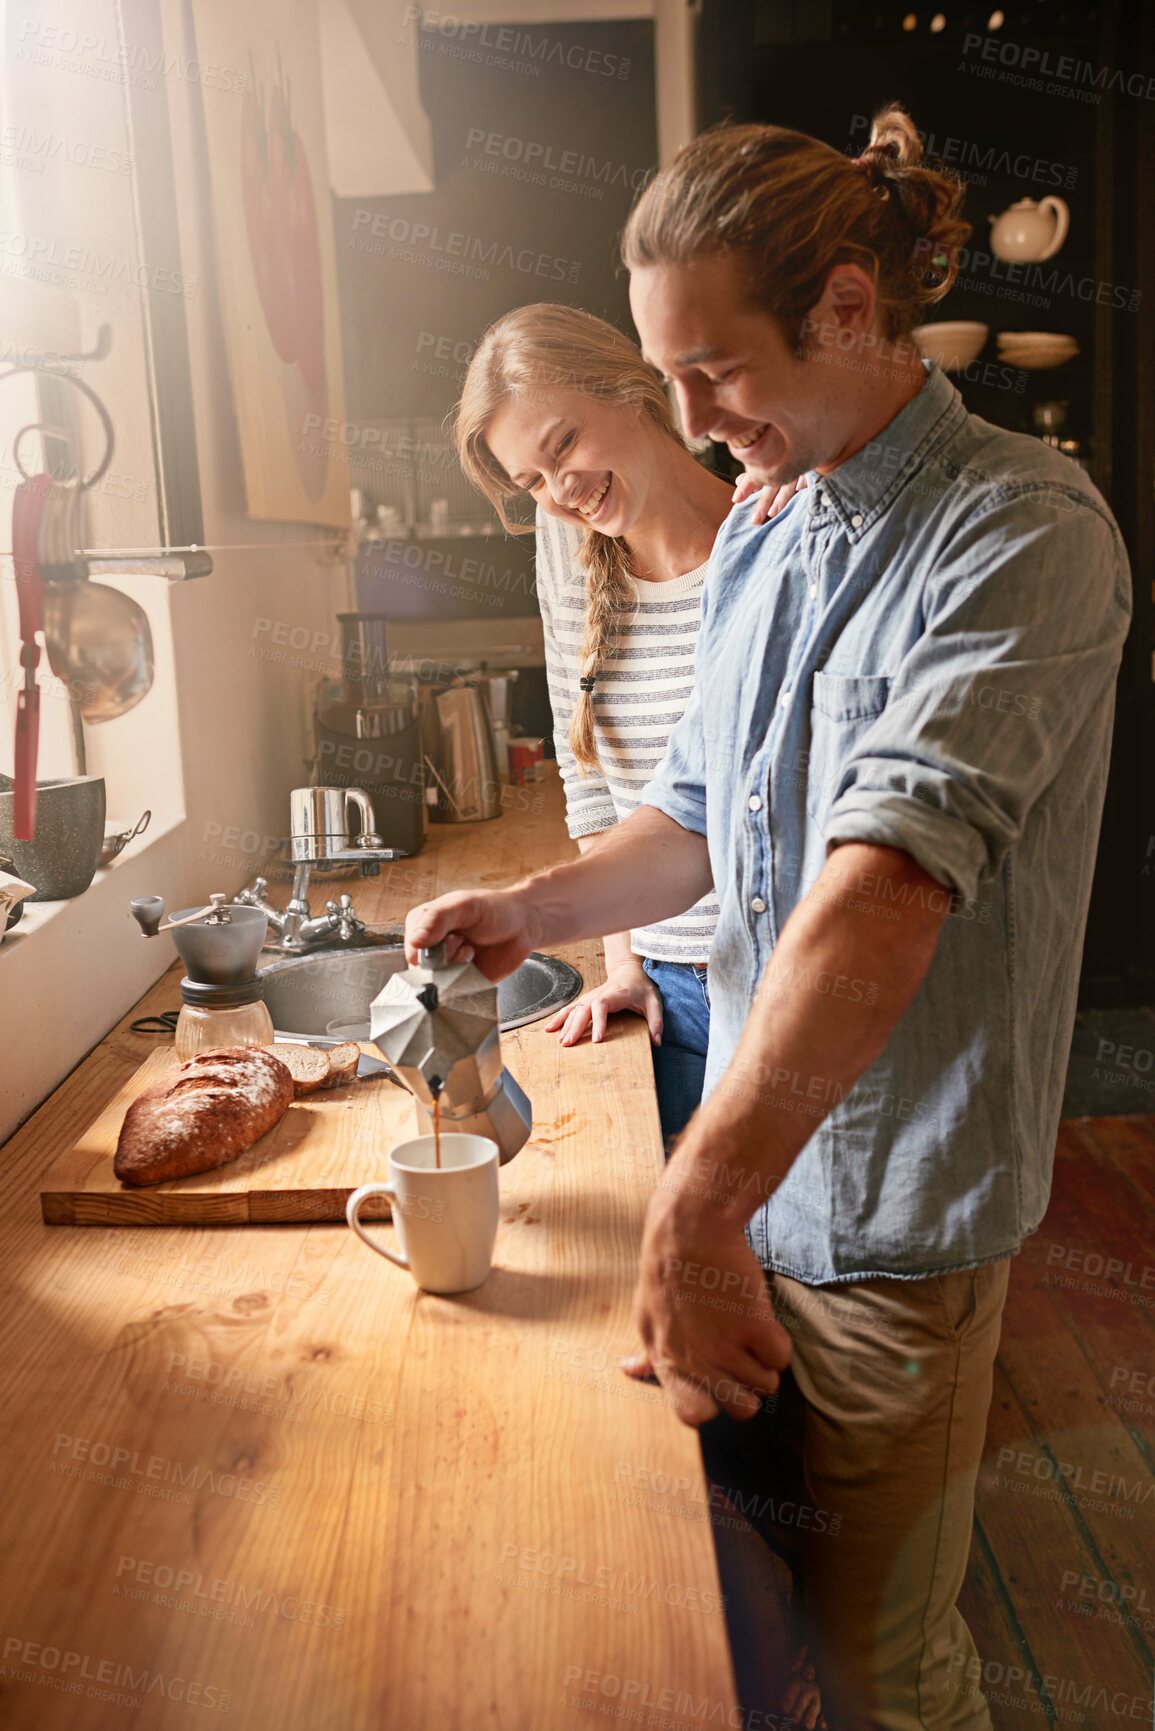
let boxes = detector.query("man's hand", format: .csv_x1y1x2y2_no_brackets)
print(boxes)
404,888,536,981
732,470,809,526
623,1170,792,1427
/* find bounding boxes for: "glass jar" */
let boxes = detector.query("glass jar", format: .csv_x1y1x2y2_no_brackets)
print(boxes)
174,983,275,1061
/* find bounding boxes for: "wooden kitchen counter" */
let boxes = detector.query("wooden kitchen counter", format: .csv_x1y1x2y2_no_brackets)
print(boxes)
0,768,740,1731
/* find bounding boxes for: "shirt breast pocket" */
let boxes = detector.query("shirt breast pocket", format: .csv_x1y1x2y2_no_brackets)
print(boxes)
805,672,892,822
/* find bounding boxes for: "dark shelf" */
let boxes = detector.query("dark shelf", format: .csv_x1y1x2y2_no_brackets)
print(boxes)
701,0,1155,1002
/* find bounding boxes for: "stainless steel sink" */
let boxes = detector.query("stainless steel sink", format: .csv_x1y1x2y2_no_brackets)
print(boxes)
259,937,582,1039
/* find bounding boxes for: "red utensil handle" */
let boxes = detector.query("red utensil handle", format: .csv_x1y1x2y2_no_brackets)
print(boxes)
10,475,53,843
14,682,40,842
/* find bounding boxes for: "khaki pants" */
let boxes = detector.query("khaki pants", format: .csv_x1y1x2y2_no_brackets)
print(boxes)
702,1259,1010,1731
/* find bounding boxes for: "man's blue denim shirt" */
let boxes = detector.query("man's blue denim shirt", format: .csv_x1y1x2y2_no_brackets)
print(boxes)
640,363,1132,1284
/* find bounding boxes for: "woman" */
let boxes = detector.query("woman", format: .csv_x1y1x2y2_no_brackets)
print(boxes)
454,303,738,1152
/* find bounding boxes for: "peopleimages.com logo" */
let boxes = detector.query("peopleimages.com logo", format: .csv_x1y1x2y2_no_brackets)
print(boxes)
960,31,1155,103
349,211,582,285
49,1432,280,1509
2,1635,231,1712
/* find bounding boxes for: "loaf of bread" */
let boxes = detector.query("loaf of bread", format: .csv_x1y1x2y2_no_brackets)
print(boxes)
114,1047,294,1187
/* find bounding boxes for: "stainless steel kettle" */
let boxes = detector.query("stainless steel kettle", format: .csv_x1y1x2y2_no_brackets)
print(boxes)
368,940,531,1164
423,680,502,824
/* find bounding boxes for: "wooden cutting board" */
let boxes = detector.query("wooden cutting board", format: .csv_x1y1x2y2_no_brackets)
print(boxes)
38,1046,421,1225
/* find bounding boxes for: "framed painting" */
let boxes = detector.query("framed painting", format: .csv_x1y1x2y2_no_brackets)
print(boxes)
191,0,350,525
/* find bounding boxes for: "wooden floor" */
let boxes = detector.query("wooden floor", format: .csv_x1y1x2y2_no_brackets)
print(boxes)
960,1113,1155,1730
709,1113,1155,1729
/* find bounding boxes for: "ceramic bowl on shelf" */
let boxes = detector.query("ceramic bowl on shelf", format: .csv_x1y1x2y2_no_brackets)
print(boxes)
997,332,1080,370
912,321,989,370
1001,351,1079,371
998,339,1078,349
996,330,1077,348
997,331,1079,354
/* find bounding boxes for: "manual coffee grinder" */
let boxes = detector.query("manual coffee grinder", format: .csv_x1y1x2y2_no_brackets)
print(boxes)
368,940,531,1164
129,893,273,1059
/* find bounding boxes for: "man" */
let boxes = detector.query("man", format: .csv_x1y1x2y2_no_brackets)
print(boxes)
406,115,1131,1728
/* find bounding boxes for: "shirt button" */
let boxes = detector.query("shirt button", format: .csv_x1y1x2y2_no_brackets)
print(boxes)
780,688,791,706
748,793,763,812
850,512,864,529
750,895,768,914
809,583,817,598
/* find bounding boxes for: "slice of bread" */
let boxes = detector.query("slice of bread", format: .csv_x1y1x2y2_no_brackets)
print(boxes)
318,1042,360,1089
271,1042,332,1096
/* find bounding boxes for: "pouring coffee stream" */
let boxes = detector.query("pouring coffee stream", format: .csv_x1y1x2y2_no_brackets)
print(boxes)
416,979,445,1168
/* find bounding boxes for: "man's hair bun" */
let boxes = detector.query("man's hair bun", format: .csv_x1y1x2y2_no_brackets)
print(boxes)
860,104,923,171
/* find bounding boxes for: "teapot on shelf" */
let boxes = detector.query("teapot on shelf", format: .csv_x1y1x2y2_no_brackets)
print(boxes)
989,196,1069,263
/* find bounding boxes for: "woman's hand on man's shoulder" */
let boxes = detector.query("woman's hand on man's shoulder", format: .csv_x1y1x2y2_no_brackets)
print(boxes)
732,471,808,526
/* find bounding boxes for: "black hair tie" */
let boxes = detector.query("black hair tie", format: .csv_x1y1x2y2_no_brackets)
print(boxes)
856,147,896,201
579,675,596,692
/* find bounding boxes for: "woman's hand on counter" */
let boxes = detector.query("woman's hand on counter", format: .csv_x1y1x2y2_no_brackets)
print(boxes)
544,960,664,1047
404,889,535,981
622,1170,792,1427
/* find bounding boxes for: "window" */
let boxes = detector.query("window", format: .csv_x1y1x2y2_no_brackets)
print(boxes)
0,0,194,851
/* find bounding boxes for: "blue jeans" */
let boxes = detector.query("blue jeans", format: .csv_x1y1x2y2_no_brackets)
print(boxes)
641,957,711,1156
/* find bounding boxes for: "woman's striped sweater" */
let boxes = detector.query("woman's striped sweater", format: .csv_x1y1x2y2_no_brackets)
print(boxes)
535,506,720,965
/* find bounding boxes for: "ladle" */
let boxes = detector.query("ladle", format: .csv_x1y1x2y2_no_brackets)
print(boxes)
40,477,154,724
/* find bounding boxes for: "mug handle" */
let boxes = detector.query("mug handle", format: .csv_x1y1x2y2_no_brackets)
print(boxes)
346,1183,408,1268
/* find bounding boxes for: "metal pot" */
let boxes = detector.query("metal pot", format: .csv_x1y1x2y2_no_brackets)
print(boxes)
0,774,106,900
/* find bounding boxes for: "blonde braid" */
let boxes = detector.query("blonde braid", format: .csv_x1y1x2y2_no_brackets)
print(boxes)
569,528,636,776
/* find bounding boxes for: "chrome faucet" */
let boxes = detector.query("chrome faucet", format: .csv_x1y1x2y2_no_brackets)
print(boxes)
238,786,402,953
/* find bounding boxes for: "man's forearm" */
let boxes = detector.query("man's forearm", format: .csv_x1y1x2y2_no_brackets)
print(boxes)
522,806,712,950
574,836,644,976
668,843,949,1221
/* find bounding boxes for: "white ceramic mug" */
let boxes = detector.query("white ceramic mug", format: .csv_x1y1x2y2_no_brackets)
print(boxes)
346,1134,500,1294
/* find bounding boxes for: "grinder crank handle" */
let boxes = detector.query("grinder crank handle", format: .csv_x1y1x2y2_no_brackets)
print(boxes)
130,893,229,937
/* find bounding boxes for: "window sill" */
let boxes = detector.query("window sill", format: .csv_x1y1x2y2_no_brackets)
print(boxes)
3,825,168,944
0,813,194,1143
2,811,186,939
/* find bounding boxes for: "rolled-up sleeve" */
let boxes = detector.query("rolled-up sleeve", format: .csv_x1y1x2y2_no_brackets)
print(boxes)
637,587,710,838
823,489,1131,901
